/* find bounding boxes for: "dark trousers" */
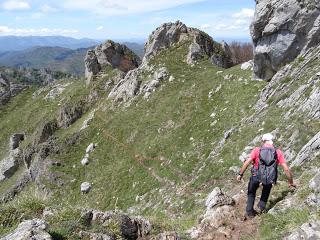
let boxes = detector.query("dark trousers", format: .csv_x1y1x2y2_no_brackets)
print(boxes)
246,175,272,215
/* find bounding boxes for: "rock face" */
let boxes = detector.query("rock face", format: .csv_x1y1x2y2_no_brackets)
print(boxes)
210,41,234,68
2,219,52,240
291,131,320,166
251,0,320,80
143,21,233,67
108,65,169,104
81,210,152,239
0,134,24,182
85,40,141,85
10,133,24,150
284,221,320,240
205,187,235,209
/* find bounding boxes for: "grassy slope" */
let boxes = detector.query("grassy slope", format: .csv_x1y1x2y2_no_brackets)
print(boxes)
0,41,319,238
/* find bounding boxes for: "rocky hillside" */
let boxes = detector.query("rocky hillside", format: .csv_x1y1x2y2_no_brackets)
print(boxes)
0,5,319,240
0,67,72,107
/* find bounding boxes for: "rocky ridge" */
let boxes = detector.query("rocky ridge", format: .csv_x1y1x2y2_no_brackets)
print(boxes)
143,21,233,67
84,40,141,85
1,8,320,240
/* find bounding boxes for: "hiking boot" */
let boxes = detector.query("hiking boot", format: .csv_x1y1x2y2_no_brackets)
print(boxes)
244,212,256,221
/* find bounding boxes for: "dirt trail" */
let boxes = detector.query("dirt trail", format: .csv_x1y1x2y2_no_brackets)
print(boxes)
197,181,261,240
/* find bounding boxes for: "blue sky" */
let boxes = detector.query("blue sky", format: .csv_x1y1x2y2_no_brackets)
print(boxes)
0,0,255,41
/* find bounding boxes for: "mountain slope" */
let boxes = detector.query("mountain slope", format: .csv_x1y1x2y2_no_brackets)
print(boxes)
0,21,319,240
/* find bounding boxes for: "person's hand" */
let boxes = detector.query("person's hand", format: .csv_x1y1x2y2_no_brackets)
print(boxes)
237,174,243,182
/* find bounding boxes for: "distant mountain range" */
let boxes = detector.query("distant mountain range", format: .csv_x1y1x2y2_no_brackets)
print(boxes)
0,46,89,75
0,36,100,52
0,37,145,75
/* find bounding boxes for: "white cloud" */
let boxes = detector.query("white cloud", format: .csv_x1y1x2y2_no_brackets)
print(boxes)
62,0,206,16
31,4,58,19
200,24,211,30
97,26,104,31
0,26,78,36
31,12,44,19
40,4,57,13
232,8,254,19
2,0,30,10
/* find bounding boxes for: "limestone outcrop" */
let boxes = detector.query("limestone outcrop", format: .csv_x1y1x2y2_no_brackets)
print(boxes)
143,21,233,67
251,0,320,80
1,219,52,240
84,40,141,85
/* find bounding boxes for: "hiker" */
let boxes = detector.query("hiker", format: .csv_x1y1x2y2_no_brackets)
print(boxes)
237,133,296,217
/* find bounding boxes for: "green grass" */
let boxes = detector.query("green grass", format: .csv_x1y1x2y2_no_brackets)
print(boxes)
0,40,319,238
259,208,309,239
0,185,46,236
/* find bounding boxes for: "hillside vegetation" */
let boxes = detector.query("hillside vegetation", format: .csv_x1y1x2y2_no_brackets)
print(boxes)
0,36,319,239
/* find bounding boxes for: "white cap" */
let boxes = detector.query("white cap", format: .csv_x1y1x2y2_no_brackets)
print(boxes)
262,133,274,141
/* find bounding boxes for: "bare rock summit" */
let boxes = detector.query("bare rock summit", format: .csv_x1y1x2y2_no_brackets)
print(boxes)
143,21,234,67
85,40,141,85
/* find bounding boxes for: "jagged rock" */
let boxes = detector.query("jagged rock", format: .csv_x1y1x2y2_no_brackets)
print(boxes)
0,149,21,182
85,50,101,85
291,131,320,166
269,194,298,214
79,231,115,240
305,193,320,208
284,221,320,240
44,83,70,100
81,182,92,193
120,215,139,240
10,133,24,150
57,101,85,128
251,0,320,80
0,172,30,203
201,205,236,228
85,40,141,85
108,68,141,103
142,67,169,99
134,216,152,237
309,172,320,193
241,60,254,71
187,43,204,65
143,21,233,67
35,120,58,144
2,219,52,240
211,41,234,68
83,210,151,239
205,187,235,209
